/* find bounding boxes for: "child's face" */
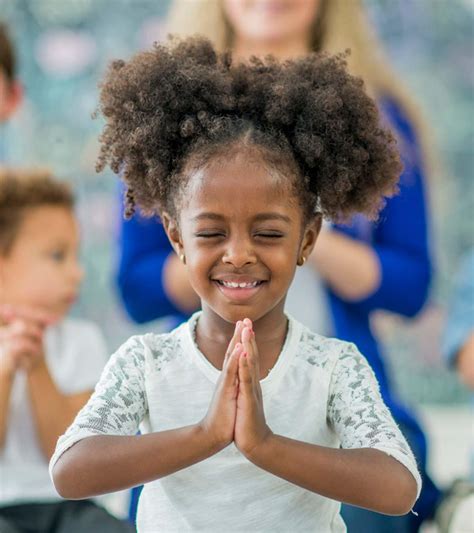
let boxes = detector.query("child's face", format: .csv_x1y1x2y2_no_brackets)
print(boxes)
0,206,84,318
166,151,319,325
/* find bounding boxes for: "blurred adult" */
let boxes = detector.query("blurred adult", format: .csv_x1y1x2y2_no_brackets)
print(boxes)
117,2,439,530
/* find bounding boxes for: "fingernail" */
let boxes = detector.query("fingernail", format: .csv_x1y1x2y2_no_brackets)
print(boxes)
242,352,247,358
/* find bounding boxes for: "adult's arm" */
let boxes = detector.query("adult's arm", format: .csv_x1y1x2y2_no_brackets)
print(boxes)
321,97,432,317
117,202,197,323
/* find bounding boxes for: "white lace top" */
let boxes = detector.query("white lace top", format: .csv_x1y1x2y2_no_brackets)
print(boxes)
50,313,421,532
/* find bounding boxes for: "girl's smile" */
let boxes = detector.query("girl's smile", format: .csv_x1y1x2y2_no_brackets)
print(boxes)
213,275,267,302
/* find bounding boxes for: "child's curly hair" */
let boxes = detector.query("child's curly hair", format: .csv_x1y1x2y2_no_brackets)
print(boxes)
96,36,402,223
0,167,74,255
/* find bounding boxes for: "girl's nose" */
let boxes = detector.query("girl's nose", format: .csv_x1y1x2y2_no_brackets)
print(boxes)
222,238,257,268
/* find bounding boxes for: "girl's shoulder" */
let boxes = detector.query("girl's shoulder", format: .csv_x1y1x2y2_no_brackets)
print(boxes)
111,321,189,373
294,320,362,373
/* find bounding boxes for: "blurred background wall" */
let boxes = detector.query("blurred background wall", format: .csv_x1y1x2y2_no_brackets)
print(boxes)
1,0,472,406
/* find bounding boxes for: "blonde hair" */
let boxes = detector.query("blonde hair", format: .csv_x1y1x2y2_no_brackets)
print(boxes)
166,0,435,179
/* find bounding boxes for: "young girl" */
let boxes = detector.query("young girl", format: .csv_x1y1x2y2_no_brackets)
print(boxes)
50,37,421,532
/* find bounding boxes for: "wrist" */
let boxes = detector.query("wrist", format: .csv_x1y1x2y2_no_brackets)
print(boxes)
195,421,230,454
25,354,47,377
243,429,275,464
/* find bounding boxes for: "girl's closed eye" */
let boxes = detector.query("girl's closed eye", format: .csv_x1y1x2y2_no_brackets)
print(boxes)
195,231,226,239
254,231,285,239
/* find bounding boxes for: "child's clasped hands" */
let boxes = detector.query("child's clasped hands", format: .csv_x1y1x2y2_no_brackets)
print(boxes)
0,304,55,376
199,318,271,458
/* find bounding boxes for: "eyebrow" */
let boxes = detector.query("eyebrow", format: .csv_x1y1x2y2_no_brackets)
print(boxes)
192,212,292,223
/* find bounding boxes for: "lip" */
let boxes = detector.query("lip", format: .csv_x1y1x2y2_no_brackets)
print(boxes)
213,279,266,302
212,276,266,284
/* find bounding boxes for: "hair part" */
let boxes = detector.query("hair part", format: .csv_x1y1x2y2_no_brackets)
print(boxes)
0,167,74,256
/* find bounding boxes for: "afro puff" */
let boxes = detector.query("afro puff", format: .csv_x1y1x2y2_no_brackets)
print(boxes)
96,36,402,222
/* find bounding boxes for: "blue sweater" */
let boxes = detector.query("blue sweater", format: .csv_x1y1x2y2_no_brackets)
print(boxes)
117,97,432,426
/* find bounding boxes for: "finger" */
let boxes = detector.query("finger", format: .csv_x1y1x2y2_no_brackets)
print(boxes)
242,326,253,355
242,327,258,384
0,305,55,328
224,320,244,362
10,320,44,342
243,318,253,331
249,331,261,377
0,305,15,325
8,337,42,359
238,351,253,396
223,342,243,384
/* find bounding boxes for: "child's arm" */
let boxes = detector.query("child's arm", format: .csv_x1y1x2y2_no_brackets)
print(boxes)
51,323,244,499
0,371,14,448
235,329,420,515
27,359,93,459
53,425,223,499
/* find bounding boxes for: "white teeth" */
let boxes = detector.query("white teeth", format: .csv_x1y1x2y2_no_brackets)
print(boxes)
220,280,259,289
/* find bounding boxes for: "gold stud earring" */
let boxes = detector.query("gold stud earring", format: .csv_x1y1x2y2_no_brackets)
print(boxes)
179,253,186,265
298,256,306,266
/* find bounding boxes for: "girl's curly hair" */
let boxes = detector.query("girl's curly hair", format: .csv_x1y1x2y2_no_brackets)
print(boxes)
96,36,402,222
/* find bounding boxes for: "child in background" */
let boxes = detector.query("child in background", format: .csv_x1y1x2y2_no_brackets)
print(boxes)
51,38,421,532
0,23,22,125
0,168,133,533
0,23,22,162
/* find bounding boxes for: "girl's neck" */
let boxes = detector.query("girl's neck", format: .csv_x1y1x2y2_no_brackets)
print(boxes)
195,303,289,373
232,36,311,63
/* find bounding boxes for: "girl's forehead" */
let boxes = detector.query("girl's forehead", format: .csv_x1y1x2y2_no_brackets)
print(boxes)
185,154,294,204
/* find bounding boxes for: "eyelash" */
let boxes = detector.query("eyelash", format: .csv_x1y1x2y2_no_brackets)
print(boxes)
195,233,283,239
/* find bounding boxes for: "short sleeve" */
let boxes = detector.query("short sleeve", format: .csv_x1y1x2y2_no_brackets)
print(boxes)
327,343,422,498
49,335,148,475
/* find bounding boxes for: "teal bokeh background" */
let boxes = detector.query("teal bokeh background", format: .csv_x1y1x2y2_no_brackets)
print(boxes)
1,0,473,404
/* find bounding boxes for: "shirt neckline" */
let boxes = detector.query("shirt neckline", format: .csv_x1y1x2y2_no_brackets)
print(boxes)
182,311,302,392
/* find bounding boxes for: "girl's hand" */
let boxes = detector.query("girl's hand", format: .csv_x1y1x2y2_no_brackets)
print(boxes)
198,320,245,450
0,305,51,377
234,322,272,458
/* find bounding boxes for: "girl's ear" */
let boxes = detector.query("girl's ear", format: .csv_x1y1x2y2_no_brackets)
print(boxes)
299,214,322,262
161,213,184,257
